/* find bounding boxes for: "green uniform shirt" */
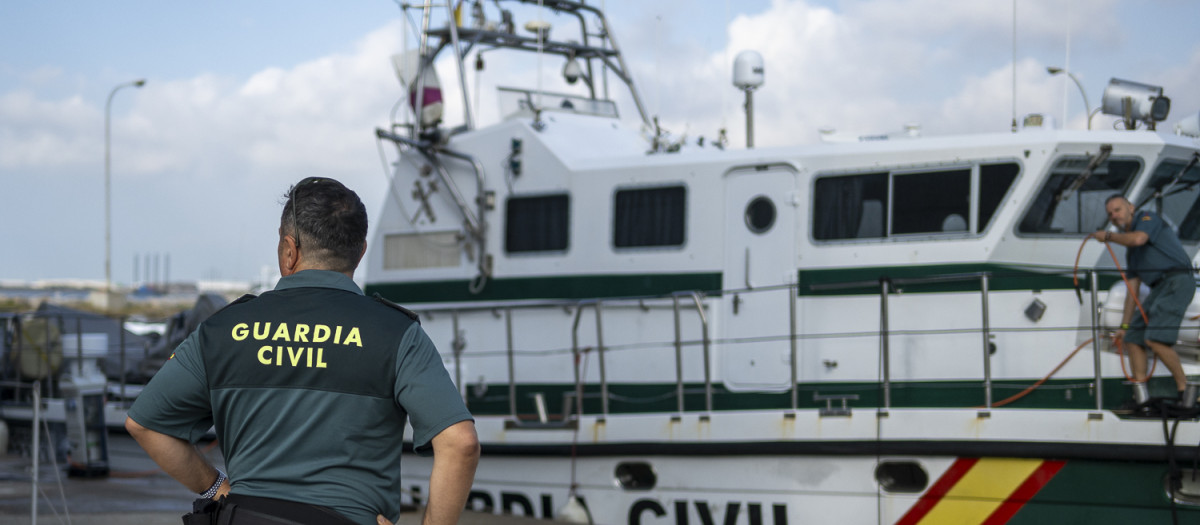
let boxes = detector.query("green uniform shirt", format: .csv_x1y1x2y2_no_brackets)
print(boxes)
128,270,472,525
1126,209,1193,285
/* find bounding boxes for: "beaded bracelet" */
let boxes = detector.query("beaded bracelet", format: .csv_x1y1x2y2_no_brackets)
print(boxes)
200,469,226,499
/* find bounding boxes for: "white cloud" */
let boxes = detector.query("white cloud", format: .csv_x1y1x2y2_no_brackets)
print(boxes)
0,90,97,168
612,0,1138,146
2,0,1197,282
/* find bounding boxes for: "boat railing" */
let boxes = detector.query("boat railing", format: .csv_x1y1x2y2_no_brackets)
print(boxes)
415,267,1122,425
810,270,1107,417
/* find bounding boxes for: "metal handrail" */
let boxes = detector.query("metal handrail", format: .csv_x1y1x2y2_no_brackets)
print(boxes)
980,274,993,413
427,267,1116,422
1089,270,1105,414
670,292,712,417
879,279,892,413
568,300,610,420
505,307,517,421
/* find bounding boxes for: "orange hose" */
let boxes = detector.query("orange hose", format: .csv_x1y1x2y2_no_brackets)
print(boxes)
1073,235,1156,381
986,338,1092,408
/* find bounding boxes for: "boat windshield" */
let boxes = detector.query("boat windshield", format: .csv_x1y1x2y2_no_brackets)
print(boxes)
497,87,619,120
1018,157,1141,236
1133,157,1200,241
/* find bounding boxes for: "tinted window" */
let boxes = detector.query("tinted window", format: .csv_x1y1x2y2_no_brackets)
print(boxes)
745,196,777,234
1018,157,1141,235
893,169,970,234
979,163,1019,232
614,186,686,248
1135,159,1200,241
505,194,569,253
813,172,888,240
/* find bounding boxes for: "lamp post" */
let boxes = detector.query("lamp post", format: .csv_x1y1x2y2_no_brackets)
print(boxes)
1046,67,1093,130
105,79,146,300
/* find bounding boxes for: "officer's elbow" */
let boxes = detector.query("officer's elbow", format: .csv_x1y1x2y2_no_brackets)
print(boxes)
437,421,480,460
125,416,142,436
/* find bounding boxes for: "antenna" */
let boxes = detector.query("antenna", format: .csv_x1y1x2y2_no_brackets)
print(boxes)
733,50,764,148
1011,0,1017,133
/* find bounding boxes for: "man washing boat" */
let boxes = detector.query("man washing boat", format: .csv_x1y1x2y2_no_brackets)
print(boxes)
1093,194,1195,400
125,177,478,525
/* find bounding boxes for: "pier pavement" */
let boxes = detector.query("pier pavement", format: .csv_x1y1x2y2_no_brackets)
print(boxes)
0,434,540,525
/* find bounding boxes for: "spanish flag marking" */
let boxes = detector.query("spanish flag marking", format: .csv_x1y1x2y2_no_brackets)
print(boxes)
896,458,1065,525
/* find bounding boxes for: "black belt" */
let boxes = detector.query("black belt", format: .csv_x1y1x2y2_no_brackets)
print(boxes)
183,494,358,525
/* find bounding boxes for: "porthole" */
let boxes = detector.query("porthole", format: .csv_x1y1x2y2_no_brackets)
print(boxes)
745,196,776,234
615,462,657,491
876,461,928,493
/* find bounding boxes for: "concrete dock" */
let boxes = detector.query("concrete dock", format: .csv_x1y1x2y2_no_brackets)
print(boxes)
0,434,543,525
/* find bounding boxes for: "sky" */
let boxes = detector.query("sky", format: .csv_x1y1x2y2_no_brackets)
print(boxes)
3,0,1199,287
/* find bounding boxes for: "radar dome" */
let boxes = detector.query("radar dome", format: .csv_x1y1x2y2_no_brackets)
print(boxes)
733,50,764,89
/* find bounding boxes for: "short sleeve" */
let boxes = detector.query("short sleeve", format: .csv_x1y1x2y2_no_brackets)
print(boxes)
1134,211,1163,239
393,324,473,456
126,330,214,443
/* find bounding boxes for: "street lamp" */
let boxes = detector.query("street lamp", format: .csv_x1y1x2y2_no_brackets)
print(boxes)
1046,67,1094,130
105,78,146,299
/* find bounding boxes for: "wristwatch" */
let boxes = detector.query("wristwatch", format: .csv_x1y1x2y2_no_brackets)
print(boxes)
200,469,226,499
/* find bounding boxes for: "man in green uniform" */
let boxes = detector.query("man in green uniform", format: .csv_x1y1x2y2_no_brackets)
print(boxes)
126,177,478,525
1093,195,1195,398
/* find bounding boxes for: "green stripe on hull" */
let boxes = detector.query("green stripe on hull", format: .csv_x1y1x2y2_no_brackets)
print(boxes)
798,263,1122,296
1010,459,1194,523
366,264,1121,303
464,377,1179,416
365,272,723,303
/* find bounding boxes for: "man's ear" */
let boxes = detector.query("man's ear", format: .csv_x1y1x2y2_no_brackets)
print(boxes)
279,235,301,276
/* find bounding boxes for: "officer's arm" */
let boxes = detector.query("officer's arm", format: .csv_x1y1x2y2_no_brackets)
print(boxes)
421,420,480,525
1107,229,1149,247
125,416,230,498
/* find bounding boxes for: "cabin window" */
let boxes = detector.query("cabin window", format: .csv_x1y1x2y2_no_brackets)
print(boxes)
1134,158,1200,242
892,169,970,234
813,172,888,240
979,163,1020,231
745,196,777,234
1018,157,1141,235
876,461,929,493
614,186,686,248
505,194,569,253
383,232,462,269
813,162,1019,241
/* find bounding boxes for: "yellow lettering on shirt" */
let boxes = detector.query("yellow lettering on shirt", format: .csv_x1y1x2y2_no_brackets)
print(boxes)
253,322,272,340
237,319,370,370
343,327,362,348
272,323,291,342
294,324,310,342
313,325,330,343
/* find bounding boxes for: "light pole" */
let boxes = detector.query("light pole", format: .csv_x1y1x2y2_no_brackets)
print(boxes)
1046,67,1093,129
105,79,146,299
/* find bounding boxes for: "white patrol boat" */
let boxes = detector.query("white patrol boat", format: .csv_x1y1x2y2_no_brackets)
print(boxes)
366,1,1200,523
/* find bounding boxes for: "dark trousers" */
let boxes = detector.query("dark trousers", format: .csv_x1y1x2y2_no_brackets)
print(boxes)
183,494,358,525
